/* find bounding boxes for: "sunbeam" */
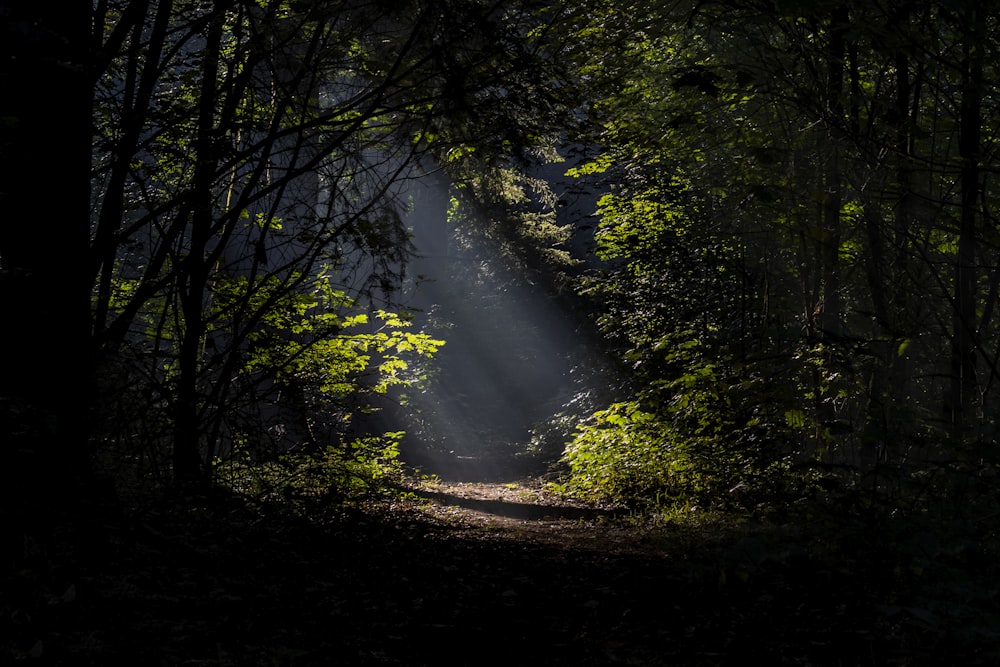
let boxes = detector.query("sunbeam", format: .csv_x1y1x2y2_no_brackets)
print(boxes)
387,166,609,482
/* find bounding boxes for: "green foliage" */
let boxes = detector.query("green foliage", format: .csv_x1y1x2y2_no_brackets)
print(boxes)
545,0,1000,511
216,431,406,511
219,272,444,400
96,264,444,490
563,401,682,503
89,0,566,487
210,271,444,472
564,333,798,509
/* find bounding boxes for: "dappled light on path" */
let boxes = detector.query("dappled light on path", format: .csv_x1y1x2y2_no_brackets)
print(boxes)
414,486,616,521
411,479,622,521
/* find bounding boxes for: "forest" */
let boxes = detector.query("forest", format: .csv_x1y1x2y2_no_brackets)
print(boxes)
3,0,1000,663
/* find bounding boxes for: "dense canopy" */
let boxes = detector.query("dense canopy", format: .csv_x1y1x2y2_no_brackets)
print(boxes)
4,0,1000,663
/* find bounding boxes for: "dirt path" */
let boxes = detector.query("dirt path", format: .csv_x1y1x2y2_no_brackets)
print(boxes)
401,477,668,556
10,474,979,666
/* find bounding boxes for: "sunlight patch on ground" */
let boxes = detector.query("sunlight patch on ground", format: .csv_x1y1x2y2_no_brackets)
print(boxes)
403,477,668,557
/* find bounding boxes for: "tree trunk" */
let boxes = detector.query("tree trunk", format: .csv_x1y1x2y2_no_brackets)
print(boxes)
862,6,919,466
92,0,171,341
948,2,984,445
172,6,225,485
811,5,847,457
0,2,94,559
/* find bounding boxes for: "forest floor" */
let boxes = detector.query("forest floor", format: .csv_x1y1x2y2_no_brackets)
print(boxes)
6,468,1000,666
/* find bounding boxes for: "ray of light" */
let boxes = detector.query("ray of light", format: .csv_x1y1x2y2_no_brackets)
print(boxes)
384,166,612,482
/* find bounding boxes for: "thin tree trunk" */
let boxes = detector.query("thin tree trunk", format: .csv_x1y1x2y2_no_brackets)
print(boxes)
862,5,919,465
819,6,846,345
949,2,984,444
812,5,847,456
92,0,171,341
173,6,225,484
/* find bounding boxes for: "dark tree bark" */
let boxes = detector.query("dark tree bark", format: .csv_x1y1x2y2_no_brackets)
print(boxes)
91,0,170,341
172,5,226,485
818,5,846,346
0,1,94,559
949,1,985,443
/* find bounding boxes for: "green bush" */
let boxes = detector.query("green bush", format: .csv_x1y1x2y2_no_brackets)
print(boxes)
215,431,406,513
563,401,686,503
563,350,797,509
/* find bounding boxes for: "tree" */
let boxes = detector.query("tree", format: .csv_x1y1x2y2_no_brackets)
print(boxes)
88,0,574,487
0,1,94,557
543,0,1000,507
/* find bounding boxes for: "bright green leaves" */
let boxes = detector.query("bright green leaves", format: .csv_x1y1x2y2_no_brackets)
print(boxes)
240,210,283,230
444,144,477,162
88,0,583,490
563,400,681,502
357,312,445,394
217,431,407,507
563,324,796,508
784,409,807,429
216,272,443,399
593,192,691,261
564,153,614,178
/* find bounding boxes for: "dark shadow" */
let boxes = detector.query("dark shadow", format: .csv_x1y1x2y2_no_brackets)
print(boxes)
412,488,623,522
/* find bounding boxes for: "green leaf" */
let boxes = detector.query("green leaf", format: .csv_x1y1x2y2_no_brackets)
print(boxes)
784,409,805,429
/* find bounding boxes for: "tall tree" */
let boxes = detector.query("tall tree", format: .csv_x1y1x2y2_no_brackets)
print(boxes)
0,2,94,552
949,0,986,443
544,0,1000,506
88,0,572,485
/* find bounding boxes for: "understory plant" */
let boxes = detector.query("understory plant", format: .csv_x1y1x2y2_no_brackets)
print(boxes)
563,339,798,509
215,431,407,512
